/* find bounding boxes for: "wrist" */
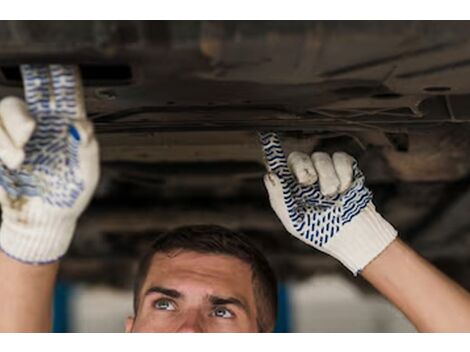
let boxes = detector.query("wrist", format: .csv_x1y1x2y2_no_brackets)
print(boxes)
0,206,77,264
322,202,398,275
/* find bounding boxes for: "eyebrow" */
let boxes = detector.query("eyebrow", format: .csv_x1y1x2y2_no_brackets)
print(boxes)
144,286,182,299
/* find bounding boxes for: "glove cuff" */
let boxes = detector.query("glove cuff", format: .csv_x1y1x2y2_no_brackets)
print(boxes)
323,202,398,275
0,208,76,264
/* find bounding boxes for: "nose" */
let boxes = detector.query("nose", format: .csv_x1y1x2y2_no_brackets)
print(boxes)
175,311,204,333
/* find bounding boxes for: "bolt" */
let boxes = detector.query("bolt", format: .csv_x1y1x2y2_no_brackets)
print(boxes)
95,89,116,100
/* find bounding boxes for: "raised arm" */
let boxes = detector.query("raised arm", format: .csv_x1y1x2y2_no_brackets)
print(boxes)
259,132,470,332
362,238,470,332
0,65,99,332
0,252,59,331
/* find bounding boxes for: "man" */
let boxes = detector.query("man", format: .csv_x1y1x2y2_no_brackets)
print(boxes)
0,64,470,332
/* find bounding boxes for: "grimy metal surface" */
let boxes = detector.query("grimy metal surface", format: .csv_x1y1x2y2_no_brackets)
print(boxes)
1,21,470,132
0,21,469,290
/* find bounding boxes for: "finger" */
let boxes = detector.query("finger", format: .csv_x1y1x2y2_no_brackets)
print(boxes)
351,158,365,181
263,172,300,235
0,125,25,170
0,165,22,202
258,132,290,176
311,152,340,197
0,182,9,204
77,137,100,206
332,152,355,193
70,119,95,146
0,97,36,149
20,64,54,115
50,65,86,120
287,151,317,186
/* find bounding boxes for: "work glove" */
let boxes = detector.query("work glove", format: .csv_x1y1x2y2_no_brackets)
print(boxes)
0,64,99,264
260,132,397,275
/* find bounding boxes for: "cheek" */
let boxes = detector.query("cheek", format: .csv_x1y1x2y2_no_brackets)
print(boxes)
204,314,258,333
132,313,257,333
207,322,257,333
131,311,181,332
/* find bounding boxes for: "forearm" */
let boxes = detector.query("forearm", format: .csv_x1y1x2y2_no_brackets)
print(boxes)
0,65,98,332
259,132,470,332
0,251,59,332
362,238,470,332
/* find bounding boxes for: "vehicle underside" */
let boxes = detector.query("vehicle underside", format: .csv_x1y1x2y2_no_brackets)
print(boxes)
0,20,469,292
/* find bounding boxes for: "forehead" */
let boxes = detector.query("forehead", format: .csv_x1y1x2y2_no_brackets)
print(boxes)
143,250,255,296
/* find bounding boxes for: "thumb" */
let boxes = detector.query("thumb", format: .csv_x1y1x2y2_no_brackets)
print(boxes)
69,119,95,146
263,173,300,236
0,183,10,206
69,119,100,210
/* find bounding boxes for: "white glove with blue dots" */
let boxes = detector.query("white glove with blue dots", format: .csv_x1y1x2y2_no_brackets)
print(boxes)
260,132,397,275
0,64,99,264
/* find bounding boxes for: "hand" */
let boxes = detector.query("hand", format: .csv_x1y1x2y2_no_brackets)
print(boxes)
259,132,397,274
0,65,99,264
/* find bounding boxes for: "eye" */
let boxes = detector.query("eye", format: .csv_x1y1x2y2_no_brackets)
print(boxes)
212,307,234,319
153,298,176,311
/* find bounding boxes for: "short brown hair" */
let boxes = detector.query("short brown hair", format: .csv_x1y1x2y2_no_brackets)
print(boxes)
133,225,278,332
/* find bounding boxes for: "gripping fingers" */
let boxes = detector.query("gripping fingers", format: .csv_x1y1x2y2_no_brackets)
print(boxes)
77,135,100,203
70,119,95,146
0,96,35,169
0,97,36,149
0,125,25,169
312,152,340,197
259,132,290,175
20,64,53,114
50,65,86,120
288,151,317,185
333,152,354,193
263,173,299,235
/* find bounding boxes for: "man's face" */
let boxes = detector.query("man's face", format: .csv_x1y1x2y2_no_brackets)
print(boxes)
126,250,259,332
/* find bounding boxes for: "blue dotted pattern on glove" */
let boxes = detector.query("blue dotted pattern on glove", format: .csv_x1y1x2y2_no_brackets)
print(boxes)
0,65,84,208
260,132,372,247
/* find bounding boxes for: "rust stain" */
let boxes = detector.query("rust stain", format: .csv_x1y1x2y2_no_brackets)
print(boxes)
7,194,28,212
199,22,225,60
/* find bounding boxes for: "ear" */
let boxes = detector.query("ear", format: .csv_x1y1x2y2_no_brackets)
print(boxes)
125,316,135,333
